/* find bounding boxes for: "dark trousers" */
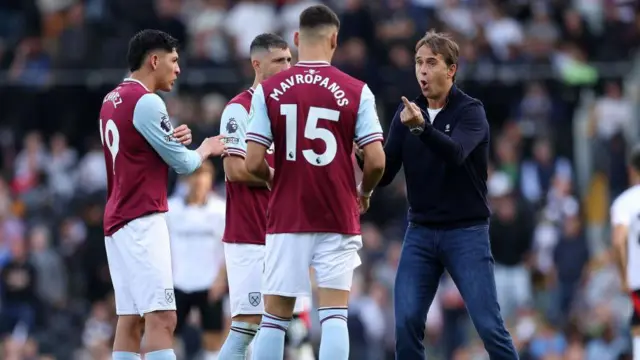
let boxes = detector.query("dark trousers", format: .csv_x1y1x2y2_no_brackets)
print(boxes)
394,223,518,360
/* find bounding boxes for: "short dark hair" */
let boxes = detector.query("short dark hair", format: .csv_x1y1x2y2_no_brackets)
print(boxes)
415,30,459,68
630,144,640,172
127,29,179,72
249,33,288,55
299,5,340,30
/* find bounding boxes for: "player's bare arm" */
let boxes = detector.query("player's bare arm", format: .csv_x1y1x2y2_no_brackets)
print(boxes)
224,156,269,186
612,224,629,291
245,142,271,182
359,141,385,213
355,84,386,213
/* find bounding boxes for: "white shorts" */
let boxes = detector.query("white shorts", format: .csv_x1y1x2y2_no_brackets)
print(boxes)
263,233,362,297
105,213,175,316
224,243,310,317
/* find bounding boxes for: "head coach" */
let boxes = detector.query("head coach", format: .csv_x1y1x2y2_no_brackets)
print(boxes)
356,30,518,359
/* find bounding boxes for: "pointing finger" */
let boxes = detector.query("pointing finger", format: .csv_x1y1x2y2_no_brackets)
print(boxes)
401,96,412,108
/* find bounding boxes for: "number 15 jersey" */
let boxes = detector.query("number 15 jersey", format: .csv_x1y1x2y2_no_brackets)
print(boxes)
246,61,383,235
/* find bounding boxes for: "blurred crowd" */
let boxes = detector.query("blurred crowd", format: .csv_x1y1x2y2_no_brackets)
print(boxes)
1,0,640,359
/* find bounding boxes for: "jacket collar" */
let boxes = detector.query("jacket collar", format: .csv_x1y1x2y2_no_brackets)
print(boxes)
414,83,458,110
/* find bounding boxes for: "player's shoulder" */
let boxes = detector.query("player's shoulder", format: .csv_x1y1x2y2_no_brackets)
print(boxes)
111,79,151,99
328,65,366,88
226,89,254,112
612,185,640,211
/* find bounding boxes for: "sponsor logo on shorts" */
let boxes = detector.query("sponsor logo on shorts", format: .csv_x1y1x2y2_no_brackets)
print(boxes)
165,288,175,304
248,292,261,307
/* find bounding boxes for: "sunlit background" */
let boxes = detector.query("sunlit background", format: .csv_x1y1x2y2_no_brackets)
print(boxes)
0,0,639,359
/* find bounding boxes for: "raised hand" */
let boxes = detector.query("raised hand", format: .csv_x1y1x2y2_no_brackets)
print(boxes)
400,96,425,129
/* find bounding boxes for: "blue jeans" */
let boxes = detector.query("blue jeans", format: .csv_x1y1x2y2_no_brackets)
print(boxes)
394,223,518,360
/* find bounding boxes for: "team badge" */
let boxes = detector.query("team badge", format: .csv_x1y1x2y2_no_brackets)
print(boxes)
165,288,174,303
248,292,261,306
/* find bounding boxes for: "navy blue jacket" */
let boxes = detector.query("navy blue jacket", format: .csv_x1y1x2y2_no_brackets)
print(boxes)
378,85,490,228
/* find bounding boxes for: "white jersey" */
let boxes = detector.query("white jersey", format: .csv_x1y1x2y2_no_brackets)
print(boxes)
167,194,226,293
611,185,640,290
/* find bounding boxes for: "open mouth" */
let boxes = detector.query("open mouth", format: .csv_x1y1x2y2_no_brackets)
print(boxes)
420,80,428,89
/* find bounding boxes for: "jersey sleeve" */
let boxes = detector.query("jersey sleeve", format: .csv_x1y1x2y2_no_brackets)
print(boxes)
611,196,631,226
246,85,273,148
355,84,384,147
219,103,249,158
133,93,202,175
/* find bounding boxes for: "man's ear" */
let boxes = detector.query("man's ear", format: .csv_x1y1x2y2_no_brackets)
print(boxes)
251,58,260,72
149,54,158,70
447,64,457,79
294,31,300,48
330,32,338,50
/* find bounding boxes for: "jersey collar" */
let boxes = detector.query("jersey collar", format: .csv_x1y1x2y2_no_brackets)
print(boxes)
295,60,331,68
123,78,150,92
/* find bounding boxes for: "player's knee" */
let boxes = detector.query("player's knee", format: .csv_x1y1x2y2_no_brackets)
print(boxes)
116,315,145,342
145,310,177,334
232,314,262,325
264,295,297,318
317,287,349,308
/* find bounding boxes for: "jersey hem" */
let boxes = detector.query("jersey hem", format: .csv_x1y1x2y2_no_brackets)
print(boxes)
222,238,265,245
104,209,168,236
266,230,361,235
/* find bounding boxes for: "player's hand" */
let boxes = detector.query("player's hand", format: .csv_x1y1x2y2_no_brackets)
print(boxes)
358,194,370,214
400,96,425,129
173,124,193,145
267,167,275,190
199,135,226,157
353,142,364,161
621,278,630,294
208,278,227,302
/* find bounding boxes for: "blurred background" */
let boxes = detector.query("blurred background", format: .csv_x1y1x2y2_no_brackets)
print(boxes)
0,0,640,359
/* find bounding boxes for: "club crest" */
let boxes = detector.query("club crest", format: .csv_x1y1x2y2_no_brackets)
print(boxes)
248,292,261,306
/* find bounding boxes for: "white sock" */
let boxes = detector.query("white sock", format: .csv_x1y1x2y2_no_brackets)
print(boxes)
634,336,640,360
204,350,219,360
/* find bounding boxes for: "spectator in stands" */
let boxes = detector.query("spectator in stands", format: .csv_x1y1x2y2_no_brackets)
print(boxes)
520,138,573,206
552,214,589,325
489,171,535,321
0,238,38,336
